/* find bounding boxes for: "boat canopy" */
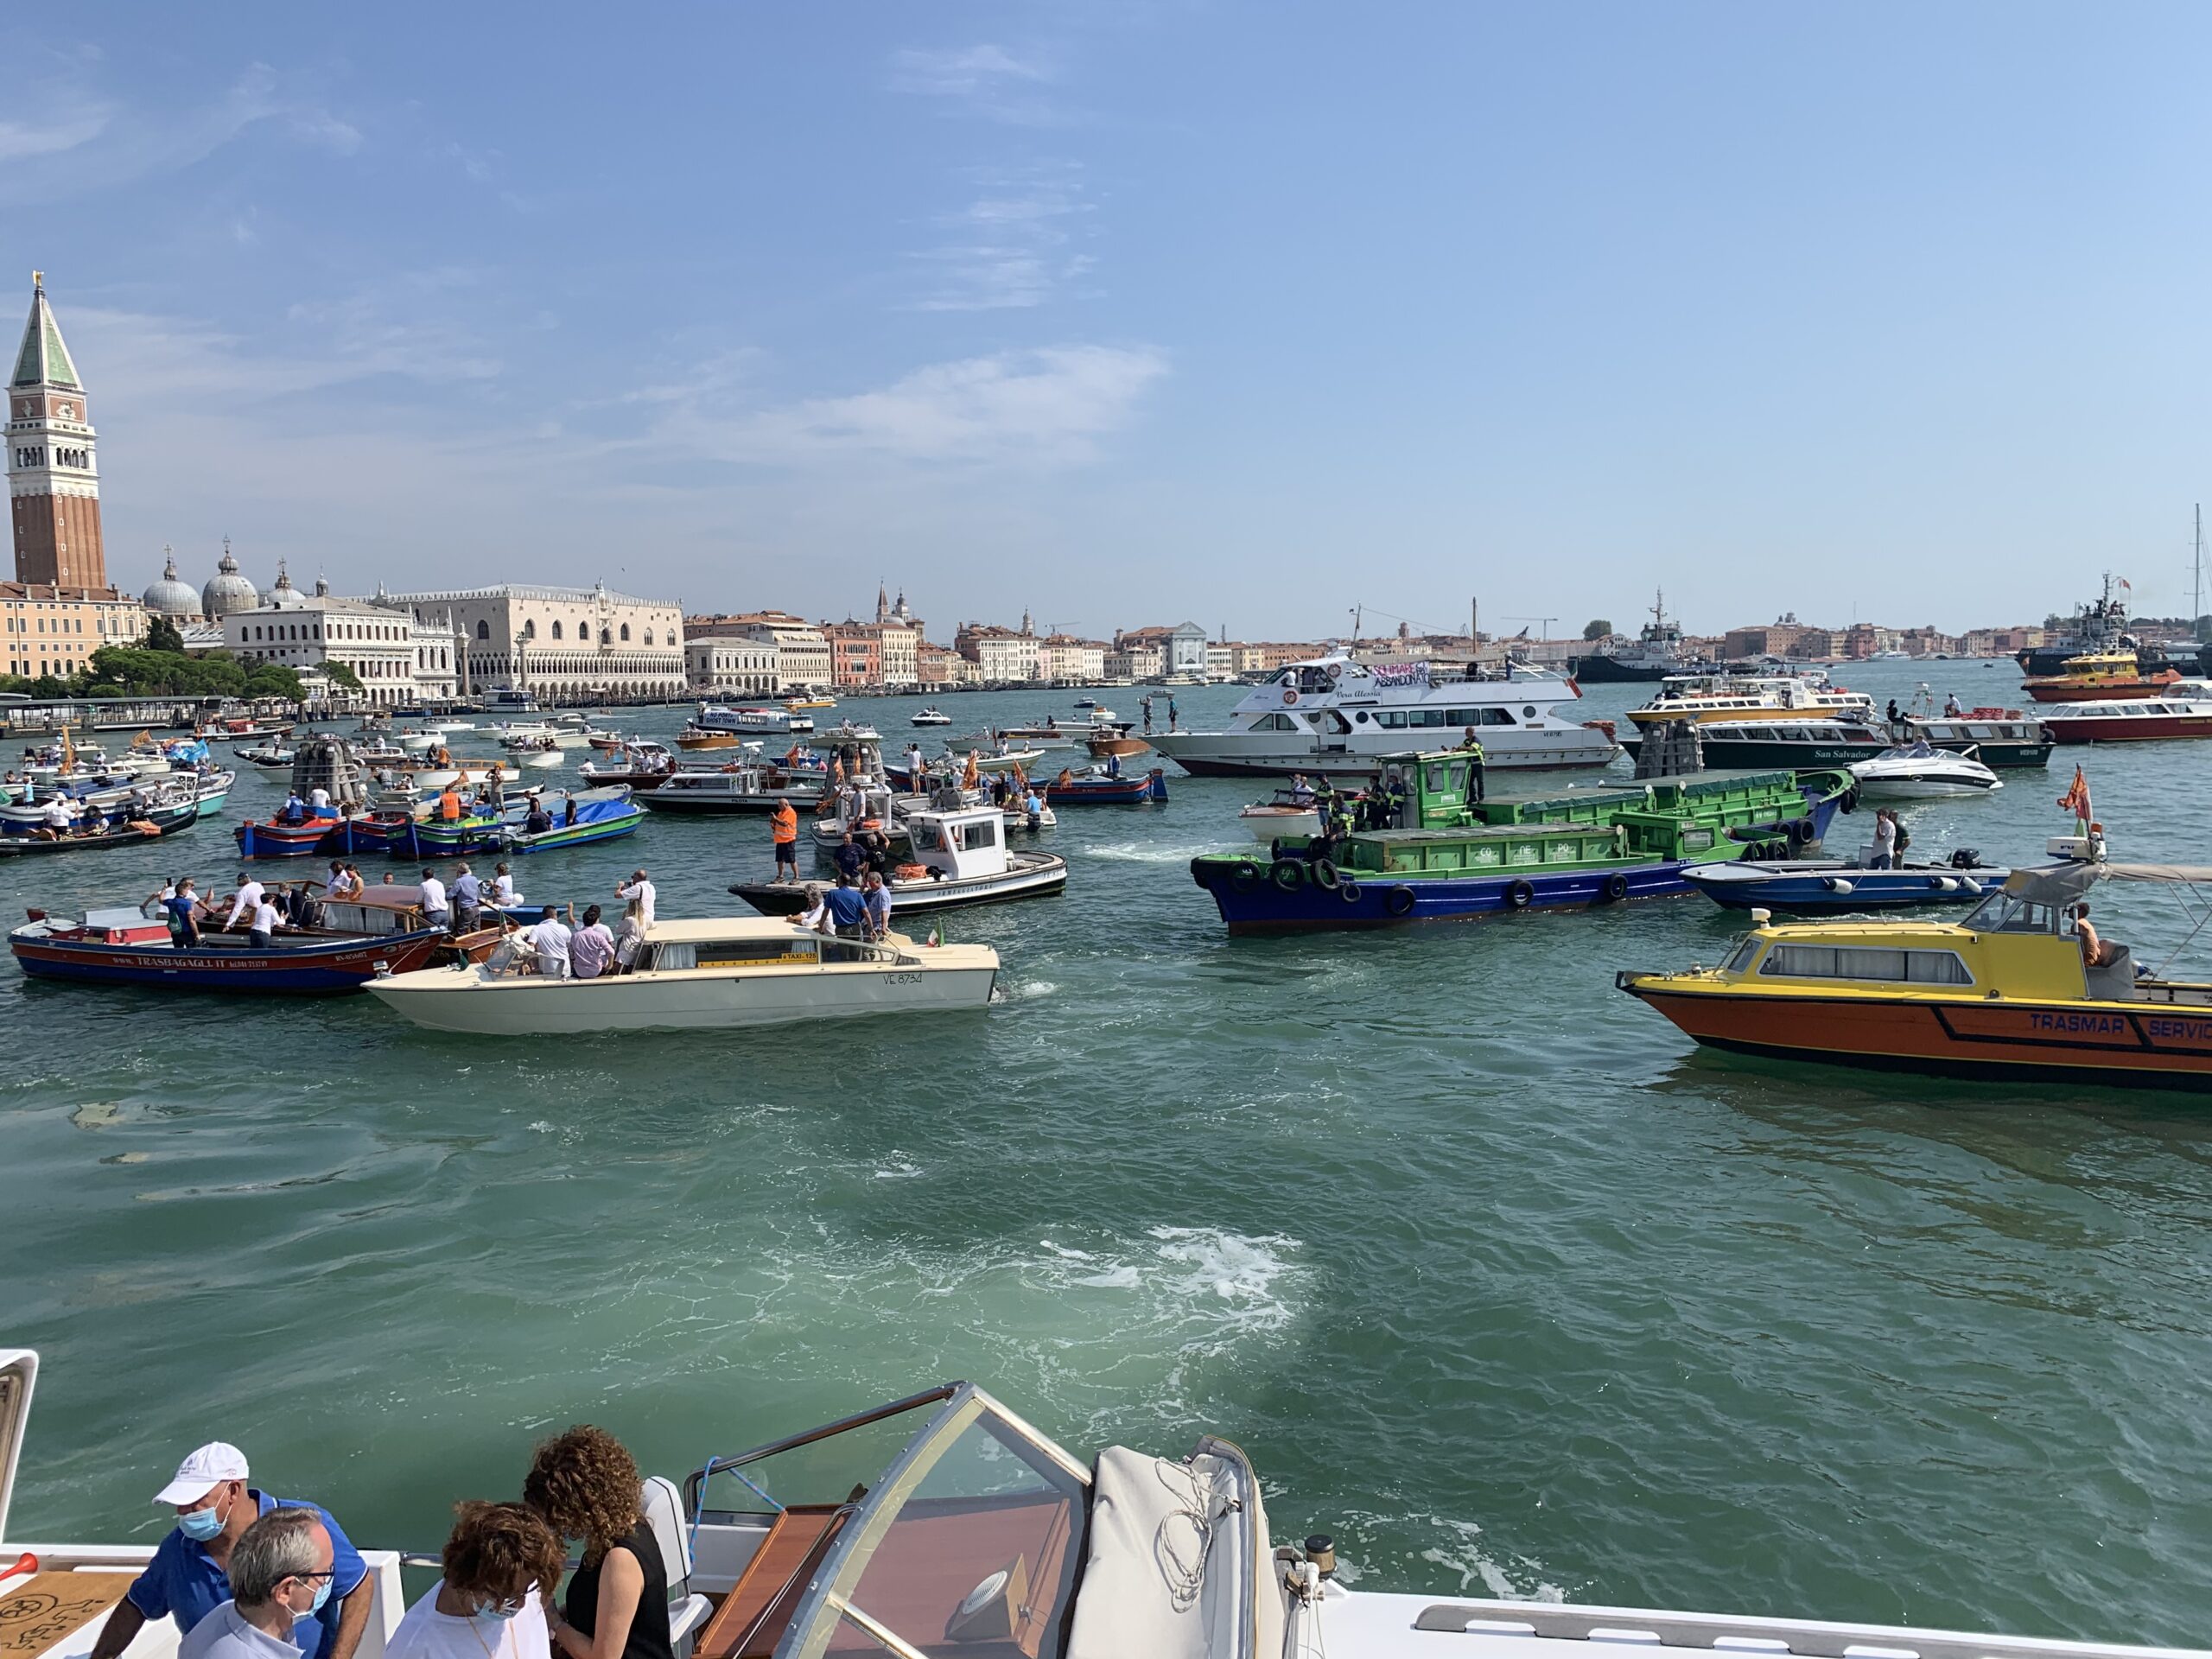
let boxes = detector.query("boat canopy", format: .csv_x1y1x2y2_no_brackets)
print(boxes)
2002,862,2212,906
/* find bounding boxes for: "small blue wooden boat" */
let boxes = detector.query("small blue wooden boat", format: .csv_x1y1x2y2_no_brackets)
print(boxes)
1040,766,1168,806
1680,855,2011,913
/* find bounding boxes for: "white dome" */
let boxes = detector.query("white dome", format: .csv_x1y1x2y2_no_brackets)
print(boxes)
263,562,308,609
201,543,260,619
141,549,200,618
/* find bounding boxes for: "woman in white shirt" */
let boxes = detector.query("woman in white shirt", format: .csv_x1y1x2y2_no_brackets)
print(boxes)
385,1502,560,1659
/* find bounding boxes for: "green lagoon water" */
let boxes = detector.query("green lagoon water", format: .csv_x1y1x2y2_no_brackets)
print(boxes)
4,662,2209,1646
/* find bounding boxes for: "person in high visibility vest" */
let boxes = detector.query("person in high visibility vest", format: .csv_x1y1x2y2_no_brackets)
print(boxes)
770,799,800,883
438,786,462,822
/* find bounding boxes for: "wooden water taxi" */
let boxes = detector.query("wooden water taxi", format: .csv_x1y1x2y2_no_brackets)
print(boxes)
1620,859,2212,1090
366,916,997,1033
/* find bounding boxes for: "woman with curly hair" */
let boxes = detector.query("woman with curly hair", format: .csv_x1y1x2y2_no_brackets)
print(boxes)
385,1502,563,1659
522,1427,671,1659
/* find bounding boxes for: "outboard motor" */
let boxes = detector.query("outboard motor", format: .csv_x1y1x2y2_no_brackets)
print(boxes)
1950,848,1982,870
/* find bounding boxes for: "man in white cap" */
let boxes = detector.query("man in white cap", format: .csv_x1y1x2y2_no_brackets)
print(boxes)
178,1507,334,1659
86,1442,372,1659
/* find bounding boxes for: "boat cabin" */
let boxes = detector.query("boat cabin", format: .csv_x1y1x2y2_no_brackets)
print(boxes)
626,919,915,973
905,806,1012,879
1711,864,2212,1007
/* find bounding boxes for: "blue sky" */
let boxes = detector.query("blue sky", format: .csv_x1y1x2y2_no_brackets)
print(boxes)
7,3,2212,639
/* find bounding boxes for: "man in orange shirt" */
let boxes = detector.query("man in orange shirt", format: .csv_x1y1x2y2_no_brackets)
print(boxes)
770,798,800,884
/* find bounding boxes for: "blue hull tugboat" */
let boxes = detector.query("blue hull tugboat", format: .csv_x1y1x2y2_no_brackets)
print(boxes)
1189,750,1854,935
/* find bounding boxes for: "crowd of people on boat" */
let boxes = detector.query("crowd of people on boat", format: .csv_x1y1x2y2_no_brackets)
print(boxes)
85,1427,680,1659
485,870,657,981
795,868,895,941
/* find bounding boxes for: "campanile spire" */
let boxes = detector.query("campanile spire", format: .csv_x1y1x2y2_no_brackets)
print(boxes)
8,272,105,590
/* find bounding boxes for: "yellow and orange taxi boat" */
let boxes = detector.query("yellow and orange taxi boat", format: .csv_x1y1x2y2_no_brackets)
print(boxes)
1618,859,2212,1091
2021,649,2181,703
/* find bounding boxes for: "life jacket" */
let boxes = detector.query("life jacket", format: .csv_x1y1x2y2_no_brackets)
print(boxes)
439,790,461,821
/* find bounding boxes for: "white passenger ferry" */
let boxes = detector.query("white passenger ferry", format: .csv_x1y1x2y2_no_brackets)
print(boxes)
693,702,813,736
1146,653,1618,779
1626,671,1877,729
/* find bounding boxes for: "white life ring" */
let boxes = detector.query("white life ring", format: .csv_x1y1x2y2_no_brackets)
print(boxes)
1327,662,1344,679
1283,690,1300,706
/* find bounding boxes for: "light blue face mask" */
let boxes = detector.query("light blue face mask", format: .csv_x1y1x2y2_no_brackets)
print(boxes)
308,1579,333,1616
179,1495,229,1542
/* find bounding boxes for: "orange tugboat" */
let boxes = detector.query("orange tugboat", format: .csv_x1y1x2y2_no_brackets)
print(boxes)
2021,649,2181,702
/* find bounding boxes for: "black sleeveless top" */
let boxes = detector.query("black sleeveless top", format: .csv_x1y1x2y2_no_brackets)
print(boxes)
564,1522,675,1659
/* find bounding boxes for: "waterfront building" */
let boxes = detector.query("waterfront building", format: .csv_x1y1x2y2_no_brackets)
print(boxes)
917,643,969,687
684,610,830,693
1035,634,1107,683
1115,622,1210,677
384,582,683,703
823,620,883,690
685,635,779,695
225,569,460,705
955,621,1040,683
0,584,149,679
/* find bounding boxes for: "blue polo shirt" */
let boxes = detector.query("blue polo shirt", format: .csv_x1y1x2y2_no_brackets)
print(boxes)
128,1491,367,1659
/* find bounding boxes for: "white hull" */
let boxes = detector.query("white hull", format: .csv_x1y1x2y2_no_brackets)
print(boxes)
368,959,997,1033
1242,804,1320,840
1852,775,2003,799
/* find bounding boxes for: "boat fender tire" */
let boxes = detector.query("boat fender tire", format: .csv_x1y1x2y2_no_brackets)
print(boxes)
1230,860,1262,891
1271,858,1306,892
1338,879,1362,903
1313,858,1341,890
1602,873,1630,902
1840,785,1860,815
1505,880,1535,910
1385,885,1416,917
1784,817,1814,848
1270,837,1287,863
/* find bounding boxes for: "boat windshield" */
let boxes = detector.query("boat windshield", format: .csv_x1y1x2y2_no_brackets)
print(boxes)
1962,890,2063,934
779,1384,1091,1659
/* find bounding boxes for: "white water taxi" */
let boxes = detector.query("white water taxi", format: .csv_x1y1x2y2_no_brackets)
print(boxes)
1,1353,2197,1659
366,916,996,1033
1147,652,1618,780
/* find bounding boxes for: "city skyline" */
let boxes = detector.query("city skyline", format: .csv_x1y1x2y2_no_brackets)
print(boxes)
8,7,2212,634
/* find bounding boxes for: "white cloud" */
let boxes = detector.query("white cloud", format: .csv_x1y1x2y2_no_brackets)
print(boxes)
643,345,1168,469
888,44,1050,98
887,43,1066,125
906,164,1097,311
0,107,114,163
0,60,361,207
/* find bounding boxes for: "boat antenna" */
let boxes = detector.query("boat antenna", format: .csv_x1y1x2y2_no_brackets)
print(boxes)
2195,504,2206,637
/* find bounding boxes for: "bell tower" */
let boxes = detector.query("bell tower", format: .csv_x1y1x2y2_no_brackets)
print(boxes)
8,272,106,591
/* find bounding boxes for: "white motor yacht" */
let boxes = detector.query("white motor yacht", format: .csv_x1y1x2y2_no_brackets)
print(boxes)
910,706,953,725
1849,741,2004,799
1147,652,1618,780
367,917,997,1033
734,804,1065,916
0,1354,2197,1659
